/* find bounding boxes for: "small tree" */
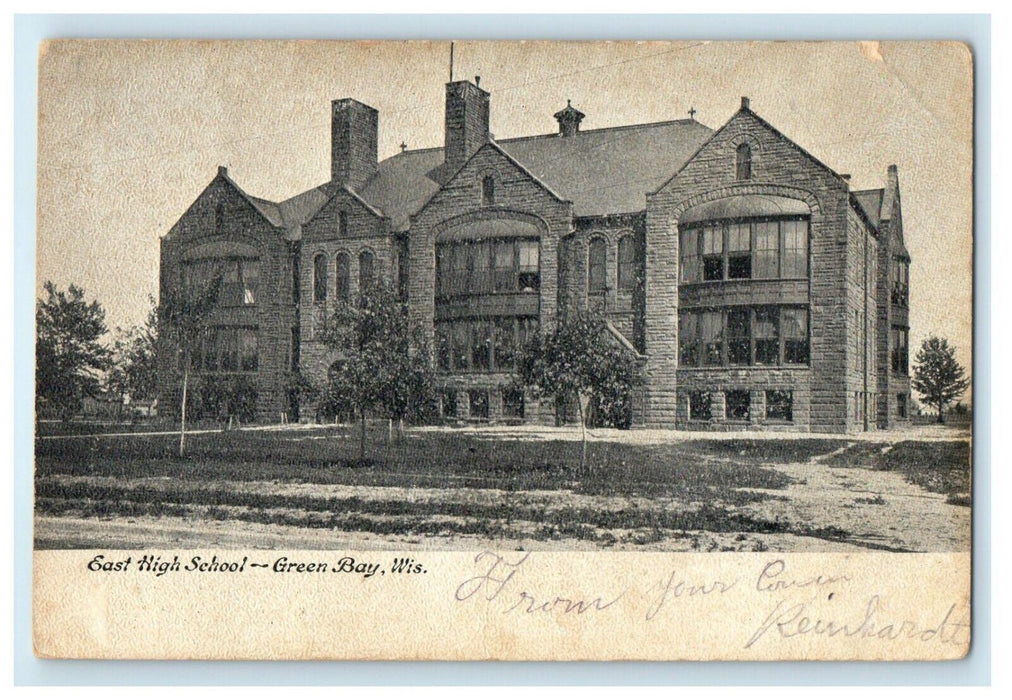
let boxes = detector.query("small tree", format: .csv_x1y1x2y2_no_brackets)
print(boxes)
35,282,111,422
912,336,970,424
159,278,220,457
323,283,436,459
515,311,638,472
107,296,159,419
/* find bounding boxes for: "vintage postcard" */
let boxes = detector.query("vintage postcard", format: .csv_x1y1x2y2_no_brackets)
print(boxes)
32,39,974,660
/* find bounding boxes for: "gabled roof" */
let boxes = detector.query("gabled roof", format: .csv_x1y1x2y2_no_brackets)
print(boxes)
852,189,884,229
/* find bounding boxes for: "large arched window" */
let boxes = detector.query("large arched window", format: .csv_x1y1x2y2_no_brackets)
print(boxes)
736,143,752,180
335,252,350,302
617,235,638,292
359,249,375,293
588,237,608,294
313,253,328,303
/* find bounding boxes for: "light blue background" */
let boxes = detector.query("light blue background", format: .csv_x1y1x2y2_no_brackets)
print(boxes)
13,13,991,686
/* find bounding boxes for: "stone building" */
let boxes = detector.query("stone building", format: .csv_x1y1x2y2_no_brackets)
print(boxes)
158,78,912,432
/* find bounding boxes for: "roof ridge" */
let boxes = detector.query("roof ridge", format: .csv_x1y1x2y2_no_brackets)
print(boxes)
499,117,706,144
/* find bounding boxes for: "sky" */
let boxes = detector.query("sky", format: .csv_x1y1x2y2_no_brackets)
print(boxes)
36,40,974,385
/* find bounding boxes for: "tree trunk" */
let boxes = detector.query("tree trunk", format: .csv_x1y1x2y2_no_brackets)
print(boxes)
398,417,405,441
387,418,393,445
179,367,189,458
577,392,590,474
937,400,945,424
359,410,367,461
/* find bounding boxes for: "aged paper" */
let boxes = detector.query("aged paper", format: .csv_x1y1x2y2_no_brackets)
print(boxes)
33,40,973,661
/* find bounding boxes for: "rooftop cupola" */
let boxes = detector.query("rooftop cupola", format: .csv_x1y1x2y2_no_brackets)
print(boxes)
554,99,585,137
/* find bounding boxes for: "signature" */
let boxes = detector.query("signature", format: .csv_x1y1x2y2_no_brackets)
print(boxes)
745,595,970,648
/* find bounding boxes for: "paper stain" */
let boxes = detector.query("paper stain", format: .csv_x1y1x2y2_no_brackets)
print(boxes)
859,41,884,62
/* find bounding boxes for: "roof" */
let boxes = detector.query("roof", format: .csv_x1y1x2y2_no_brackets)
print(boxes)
852,189,884,229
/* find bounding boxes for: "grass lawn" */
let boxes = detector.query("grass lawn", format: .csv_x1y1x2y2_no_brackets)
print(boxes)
34,424,972,551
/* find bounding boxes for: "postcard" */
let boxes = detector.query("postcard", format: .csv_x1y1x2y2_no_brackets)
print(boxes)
32,39,973,660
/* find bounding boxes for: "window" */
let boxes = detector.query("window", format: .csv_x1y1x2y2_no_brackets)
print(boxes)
503,388,525,420
471,321,493,371
339,210,349,237
736,143,752,180
897,393,908,418
726,390,751,421
442,389,458,418
754,306,779,365
197,327,258,373
588,237,608,294
618,236,638,291
753,221,779,279
359,250,375,293
782,308,809,365
679,218,808,284
469,390,489,420
891,258,910,307
679,229,700,283
679,312,698,366
782,219,808,278
701,311,723,366
702,226,724,281
481,176,495,206
518,240,540,292
680,306,808,368
890,326,908,374
689,391,712,420
291,256,300,305
727,308,751,365
435,317,538,373
184,258,260,306
335,252,350,302
727,223,751,279
766,390,793,422
313,253,328,303
436,238,540,298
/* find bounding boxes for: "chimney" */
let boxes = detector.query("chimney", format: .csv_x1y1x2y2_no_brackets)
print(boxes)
553,99,585,137
444,79,490,173
331,98,378,188
741,96,751,111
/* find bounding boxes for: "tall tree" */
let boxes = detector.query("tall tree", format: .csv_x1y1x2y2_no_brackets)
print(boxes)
912,336,970,424
35,282,111,422
515,311,638,472
322,283,435,459
107,296,159,417
159,277,220,456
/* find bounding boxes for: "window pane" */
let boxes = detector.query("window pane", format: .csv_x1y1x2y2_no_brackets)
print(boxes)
241,259,259,305
754,221,778,279
736,143,752,180
726,390,751,420
469,390,489,420
618,236,638,291
782,220,808,277
452,323,469,370
313,254,328,303
588,238,607,293
680,230,699,283
679,312,698,366
727,308,750,365
336,253,350,301
755,306,779,365
494,317,515,370
359,250,374,292
765,390,793,421
702,226,722,254
518,240,540,292
728,223,750,251
701,311,723,366
240,329,258,371
471,321,492,371
503,388,524,420
783,308,809,365
689,391,712,420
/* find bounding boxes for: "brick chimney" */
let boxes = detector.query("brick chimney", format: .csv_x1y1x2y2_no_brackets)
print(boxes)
444,79,490,173
331,98,378,188
553,99,585,137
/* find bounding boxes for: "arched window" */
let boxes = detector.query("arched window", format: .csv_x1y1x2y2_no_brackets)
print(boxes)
335,252,350,302
736,143,752,180
481,175,495,206
359,250,375,293
313,253,328,303
588,237,608,294
617,235,638,292
339,210,349,237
